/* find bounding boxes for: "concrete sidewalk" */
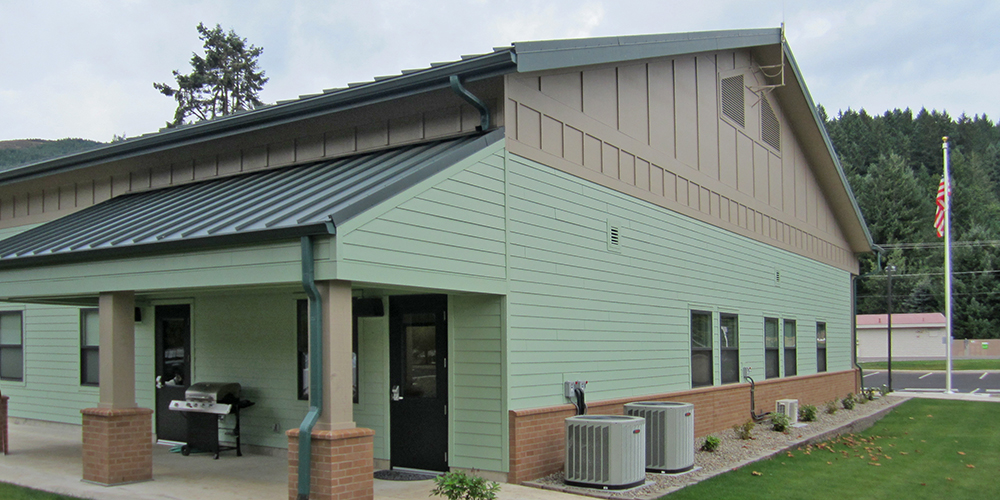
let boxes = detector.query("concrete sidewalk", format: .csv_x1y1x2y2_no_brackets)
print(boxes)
0,418,578,500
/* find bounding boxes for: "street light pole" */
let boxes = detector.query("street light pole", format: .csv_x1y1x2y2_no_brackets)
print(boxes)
886,264,897,392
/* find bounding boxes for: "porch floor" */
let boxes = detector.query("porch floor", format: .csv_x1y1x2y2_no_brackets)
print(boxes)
0,419,572,500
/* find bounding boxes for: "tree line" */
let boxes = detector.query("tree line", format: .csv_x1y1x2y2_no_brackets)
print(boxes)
822,107,1000,338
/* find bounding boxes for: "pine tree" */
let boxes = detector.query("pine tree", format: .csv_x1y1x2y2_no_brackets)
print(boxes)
154,23,268,126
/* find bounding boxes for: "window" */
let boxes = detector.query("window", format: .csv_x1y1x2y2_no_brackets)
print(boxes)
0,312,24,381
784,319,797,376
297,300,359,403
764,317,779,379
720,314,739,384
816,322,827,373
81,309,100,386
691,311,713,388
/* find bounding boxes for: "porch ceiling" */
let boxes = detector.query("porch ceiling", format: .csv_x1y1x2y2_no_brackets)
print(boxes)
0,129,502,268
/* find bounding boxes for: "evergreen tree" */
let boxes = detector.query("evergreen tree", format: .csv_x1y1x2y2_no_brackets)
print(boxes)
154,23,268,126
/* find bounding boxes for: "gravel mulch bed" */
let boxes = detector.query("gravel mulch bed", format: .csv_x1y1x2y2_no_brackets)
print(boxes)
526,395,904,499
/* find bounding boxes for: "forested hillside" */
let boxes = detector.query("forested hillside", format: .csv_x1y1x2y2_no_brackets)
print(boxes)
0,138,103,170
823,107,1000,338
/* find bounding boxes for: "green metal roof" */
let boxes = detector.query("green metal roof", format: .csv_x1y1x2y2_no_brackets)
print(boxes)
0,129,503,267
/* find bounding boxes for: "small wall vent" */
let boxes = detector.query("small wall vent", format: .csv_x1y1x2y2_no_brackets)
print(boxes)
761,96,781,151
607,221,622,253
774,269,781,286
720,75,745,127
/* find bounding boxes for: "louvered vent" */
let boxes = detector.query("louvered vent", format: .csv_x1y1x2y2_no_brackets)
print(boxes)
720,75,745,127
775,269,781,286
608,221,621,253
761,96,781,151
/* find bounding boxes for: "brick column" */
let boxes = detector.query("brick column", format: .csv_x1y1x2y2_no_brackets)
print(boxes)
287,427,374,500
1,395,8,455
81,407,153,485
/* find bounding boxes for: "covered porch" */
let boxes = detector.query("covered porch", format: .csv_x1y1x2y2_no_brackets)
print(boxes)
0,419,557,500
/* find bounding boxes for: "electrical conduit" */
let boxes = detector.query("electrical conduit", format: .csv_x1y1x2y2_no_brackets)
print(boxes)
297,236,323,500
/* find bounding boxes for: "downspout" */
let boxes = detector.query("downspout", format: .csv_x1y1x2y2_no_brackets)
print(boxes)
297,235,323,500
449,75,490,131
852,247,884,392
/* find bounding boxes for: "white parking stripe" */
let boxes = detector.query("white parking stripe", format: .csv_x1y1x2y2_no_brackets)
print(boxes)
987,389,1000,393
971,388,981,394
863,371,881,377
981,372,989,380
919,372,933,379
902,388,946,392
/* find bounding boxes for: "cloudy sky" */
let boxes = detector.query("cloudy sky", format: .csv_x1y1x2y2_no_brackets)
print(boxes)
1,0,996,142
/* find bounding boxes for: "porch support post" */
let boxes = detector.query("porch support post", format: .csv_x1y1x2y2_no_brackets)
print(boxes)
81,290,153,485
317,280,355,431
288,279,373,500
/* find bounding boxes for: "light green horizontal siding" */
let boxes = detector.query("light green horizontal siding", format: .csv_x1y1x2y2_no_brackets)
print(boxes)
354,306,389,460
337,144,508,292
506,152,853,410
450,294,506,472
0,303,154,424
192,293,307,449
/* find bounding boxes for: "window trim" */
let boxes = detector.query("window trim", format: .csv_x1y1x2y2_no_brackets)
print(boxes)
720,313,739,384
816,322,827,373
80,308,100,386
690,310,714,388
0,311,24,382
783,319,797,377
297,299,359,403
764,317,780,379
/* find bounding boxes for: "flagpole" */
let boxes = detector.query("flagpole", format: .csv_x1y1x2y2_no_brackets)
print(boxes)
943,136,954,393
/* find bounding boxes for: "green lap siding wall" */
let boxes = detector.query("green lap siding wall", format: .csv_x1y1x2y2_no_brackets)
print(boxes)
354,305,390,460
0,303,154,424
504,151,853,411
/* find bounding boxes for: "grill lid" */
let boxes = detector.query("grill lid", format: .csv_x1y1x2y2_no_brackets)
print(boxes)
185,382,241,403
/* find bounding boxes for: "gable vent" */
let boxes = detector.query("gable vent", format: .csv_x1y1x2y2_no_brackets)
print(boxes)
720,75,745,127
761,96,781,151
607,221,621,253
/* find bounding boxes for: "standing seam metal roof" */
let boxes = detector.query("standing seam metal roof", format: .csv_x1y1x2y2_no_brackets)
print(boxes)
0,129,503,266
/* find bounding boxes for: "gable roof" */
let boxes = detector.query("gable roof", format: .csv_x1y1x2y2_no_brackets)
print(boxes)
0,28,872,257
0,130,502,267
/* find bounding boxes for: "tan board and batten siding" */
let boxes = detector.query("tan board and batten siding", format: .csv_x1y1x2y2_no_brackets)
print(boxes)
504,48,857,274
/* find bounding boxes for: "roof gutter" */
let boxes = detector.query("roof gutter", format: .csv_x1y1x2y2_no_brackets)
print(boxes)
0,50,517,185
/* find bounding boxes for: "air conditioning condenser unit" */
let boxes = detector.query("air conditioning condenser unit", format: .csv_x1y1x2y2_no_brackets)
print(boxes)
624,401,694,473
564,415,645,489
776,399,799,425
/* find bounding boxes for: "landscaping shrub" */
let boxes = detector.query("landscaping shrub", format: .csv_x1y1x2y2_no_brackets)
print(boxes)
799,404,818,422
733,420,755,440
825,400,838,414
701,435,721,452
842,393,856,410
431,470,500,500
770,412,790,432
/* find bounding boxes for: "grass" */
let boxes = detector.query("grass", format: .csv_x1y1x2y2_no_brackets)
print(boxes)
661,398,1000,500
859,359,1000,370
0,483,86,500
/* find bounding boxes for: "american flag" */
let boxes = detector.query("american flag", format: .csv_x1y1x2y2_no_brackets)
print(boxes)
934,177,946,238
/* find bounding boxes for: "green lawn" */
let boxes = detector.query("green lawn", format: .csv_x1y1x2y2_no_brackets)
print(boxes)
859,359,1000,371
0,483,85,500
662,399,1000,500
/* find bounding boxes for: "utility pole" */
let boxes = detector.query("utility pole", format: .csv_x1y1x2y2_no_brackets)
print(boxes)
886,264,896,392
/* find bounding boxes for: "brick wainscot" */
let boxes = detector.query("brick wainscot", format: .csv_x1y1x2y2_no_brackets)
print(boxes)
508,369,858,483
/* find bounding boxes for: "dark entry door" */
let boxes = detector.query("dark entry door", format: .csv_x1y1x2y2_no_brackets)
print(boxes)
390,295,448,471
155,304,191,443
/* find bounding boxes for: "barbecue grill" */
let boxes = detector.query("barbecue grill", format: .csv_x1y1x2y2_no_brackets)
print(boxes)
168,382,252,459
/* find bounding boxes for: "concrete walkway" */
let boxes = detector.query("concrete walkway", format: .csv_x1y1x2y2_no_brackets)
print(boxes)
0,419,578,500
0,391,993,500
